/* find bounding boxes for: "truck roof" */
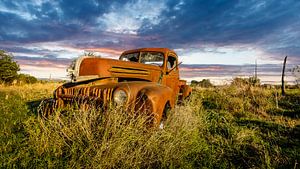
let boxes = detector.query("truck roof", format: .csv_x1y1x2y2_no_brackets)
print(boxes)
121,48,176,56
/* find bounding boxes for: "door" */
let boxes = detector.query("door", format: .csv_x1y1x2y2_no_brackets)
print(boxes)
165,54,180,99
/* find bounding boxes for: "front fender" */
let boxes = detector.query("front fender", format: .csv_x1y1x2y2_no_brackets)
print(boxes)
136,85,174,123
113,82,174,124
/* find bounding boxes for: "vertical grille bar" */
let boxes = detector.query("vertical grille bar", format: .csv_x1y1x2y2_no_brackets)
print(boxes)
103,89,107,104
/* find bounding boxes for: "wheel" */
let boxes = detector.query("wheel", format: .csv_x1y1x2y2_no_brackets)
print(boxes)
38,98,56,118
159,103,171,129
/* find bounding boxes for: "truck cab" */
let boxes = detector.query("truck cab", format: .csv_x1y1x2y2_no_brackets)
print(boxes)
119,48,181,100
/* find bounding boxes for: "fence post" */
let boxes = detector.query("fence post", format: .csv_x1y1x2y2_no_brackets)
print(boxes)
281,56,287,96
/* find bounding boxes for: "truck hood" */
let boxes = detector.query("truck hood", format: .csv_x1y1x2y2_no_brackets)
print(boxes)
76,57,163,82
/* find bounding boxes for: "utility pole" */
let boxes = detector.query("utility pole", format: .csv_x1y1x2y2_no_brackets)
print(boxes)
281,56,287,96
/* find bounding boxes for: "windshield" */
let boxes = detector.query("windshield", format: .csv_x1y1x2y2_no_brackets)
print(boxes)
120,52,164,66
120,52,139,62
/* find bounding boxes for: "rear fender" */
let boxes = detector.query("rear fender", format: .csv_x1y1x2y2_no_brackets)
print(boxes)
181,84,192,98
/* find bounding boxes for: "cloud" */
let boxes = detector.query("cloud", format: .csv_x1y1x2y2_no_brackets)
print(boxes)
98,0,167,34
13,55,71,79
0,0,300,79
1,0,299,54
138,0,300,60
0,42,84,59
141,0,299,41
15,56,71,69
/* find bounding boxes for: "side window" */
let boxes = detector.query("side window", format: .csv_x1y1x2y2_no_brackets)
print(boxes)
167,56,177,70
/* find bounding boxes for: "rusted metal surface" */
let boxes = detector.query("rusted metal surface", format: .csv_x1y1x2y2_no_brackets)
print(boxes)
40,48,192,125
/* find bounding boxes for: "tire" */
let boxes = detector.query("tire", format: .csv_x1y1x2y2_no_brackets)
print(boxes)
38,98,56,118
159,103,171,129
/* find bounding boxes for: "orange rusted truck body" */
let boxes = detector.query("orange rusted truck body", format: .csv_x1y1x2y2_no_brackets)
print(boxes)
42,48,192,124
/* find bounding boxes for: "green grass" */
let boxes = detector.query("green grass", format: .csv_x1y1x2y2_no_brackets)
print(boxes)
0,83,299,168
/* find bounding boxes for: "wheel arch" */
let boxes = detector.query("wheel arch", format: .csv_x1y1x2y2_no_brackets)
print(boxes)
135,84,174,124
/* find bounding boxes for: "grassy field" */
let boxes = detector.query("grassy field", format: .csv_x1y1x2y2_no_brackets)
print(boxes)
0,83,299,168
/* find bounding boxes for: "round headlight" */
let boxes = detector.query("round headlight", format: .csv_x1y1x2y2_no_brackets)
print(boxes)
113,89,128,105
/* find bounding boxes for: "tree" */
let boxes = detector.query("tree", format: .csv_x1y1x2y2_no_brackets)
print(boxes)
0,50,20,83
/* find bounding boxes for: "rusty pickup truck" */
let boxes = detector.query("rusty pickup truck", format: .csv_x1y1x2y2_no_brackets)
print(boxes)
40,48,192,126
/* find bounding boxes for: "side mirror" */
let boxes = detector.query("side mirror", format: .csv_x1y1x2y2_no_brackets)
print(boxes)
167,62,182,75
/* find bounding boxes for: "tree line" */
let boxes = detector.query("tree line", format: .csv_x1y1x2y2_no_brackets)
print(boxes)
0,50,37,84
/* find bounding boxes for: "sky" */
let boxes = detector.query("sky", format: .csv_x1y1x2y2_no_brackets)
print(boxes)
0,0,300,84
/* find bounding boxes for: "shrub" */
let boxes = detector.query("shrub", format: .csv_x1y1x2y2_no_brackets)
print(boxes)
17,74,38,84
231,77,260,86
191,79,214,87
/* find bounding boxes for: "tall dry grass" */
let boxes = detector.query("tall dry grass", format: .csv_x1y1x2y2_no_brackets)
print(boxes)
1,83,299,168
